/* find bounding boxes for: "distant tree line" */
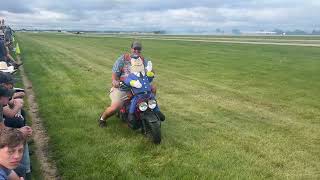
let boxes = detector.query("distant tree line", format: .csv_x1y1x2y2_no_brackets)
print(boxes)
265,29,320,35
153,31,166,34
311,30,320,35
229,28,320,35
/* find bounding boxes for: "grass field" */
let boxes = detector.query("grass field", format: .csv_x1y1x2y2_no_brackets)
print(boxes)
79,33,320,40
17,32,320,179
80,33,320,43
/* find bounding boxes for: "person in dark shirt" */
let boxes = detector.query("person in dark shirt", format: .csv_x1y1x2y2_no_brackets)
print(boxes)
4,27,13,45
0,39,6,62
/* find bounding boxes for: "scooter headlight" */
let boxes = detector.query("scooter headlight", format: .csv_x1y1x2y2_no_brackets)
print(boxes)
148,100,157,109
138,102,148,111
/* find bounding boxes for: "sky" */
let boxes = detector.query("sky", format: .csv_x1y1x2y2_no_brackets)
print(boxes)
0,0,319,33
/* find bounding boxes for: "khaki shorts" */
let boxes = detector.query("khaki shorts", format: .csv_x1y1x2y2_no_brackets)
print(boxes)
109,87,128,104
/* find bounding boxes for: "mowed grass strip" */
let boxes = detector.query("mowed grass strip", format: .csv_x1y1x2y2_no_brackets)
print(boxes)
17,32,320,179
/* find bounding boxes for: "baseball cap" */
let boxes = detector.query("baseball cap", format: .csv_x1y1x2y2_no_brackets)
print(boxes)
131,40,142,50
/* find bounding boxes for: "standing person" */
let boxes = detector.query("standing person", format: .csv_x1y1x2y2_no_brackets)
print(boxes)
4,27,13,46
0,33,21,69
0,34,7,63
98,41,160,127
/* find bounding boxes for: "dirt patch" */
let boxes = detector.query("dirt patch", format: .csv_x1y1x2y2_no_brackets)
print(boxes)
20,66,60,180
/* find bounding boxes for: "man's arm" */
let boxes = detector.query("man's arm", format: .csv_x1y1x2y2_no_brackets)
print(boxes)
0,122,4,129
112,72,120,81
111,73,120,88
19,126,32,138
6,48,17,63
111,55,124,87
3,99,23,118
12,92,25,99
112,55,124,76
3,106,21,118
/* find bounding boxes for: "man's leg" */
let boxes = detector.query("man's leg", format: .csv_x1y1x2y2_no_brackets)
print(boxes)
99,102,120,127
98,87,124,127
100,102,121,120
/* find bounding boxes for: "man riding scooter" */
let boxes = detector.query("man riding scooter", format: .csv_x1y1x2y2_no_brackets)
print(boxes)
99,41,165,127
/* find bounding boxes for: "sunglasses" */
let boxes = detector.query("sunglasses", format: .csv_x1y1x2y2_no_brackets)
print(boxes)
133,47,142,51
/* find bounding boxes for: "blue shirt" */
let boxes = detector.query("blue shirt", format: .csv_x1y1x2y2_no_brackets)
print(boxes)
4,27,13,42
0,40,6,60
0,167,11,180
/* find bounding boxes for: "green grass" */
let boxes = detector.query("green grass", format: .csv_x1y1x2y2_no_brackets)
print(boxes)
81,33,320,41
16,32,320,179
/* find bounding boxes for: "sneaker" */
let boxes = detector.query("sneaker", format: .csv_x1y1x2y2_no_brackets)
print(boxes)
98,119,106,128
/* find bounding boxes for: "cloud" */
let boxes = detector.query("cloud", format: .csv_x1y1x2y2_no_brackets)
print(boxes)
0,0,34,13
1,0,320,32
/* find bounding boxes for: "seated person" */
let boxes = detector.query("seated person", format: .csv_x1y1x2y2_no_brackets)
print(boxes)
0,127,25,180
